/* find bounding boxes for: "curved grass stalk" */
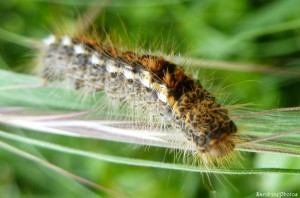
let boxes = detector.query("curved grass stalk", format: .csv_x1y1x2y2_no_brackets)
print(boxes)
0,130,299,175
0,140,127,198
0,69,299,161
177,56,300,76
1,107,300,157
1,27,300,76
0,28,40,48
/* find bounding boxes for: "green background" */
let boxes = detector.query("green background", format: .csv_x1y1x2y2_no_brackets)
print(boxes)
0,0,299,197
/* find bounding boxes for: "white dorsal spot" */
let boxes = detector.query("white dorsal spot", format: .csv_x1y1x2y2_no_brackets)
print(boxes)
140,71,152,88
91,53,100,64
123,69,134,79
43,35,56,45
157,91,167,103
74,45,85,54
106,60,119,73
62,36,71,46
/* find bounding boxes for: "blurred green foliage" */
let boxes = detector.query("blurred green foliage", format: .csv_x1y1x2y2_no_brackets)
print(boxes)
0,0,299,197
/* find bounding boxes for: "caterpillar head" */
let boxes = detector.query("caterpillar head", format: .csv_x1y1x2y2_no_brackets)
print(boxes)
192,120,238,161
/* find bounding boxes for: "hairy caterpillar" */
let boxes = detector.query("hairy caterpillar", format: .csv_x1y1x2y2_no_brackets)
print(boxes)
40,34,240,165
1,1,300,197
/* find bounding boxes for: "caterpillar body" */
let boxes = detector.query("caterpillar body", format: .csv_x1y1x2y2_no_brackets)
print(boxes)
41,34,239,163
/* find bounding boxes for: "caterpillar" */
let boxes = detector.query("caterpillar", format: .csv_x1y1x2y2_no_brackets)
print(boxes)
40,34,240,164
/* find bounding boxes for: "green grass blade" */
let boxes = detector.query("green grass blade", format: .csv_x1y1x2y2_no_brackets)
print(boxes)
1,130,300,175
